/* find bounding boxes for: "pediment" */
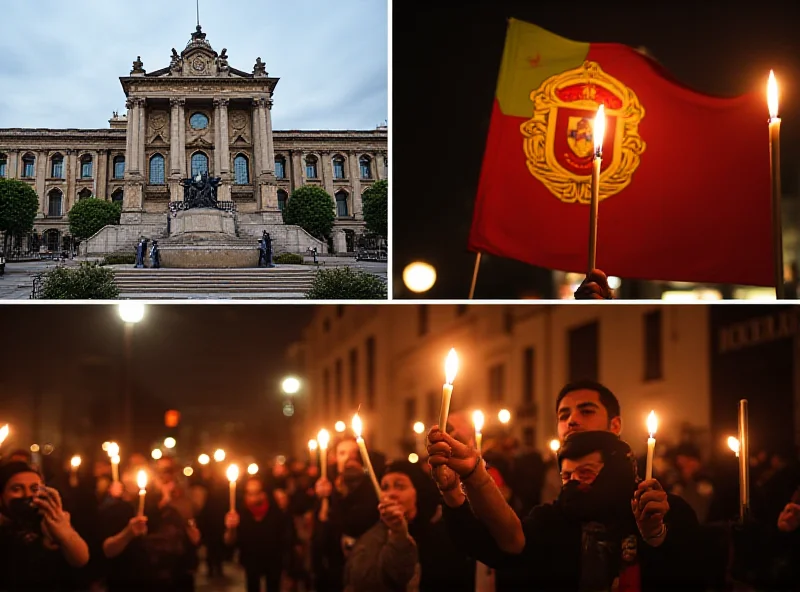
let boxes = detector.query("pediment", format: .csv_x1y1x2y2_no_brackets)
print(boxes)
187,136,213,148
231,134,250,145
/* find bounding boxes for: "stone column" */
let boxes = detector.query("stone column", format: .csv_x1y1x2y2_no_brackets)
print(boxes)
252,99,262,178
128,99,140,174
96,150,107,199
348,152,362,218
264,97,275,173
215,99,231,201
213,100,222,175
65,150,76,215
7,149,18,178
219,99,230,174
178,100,187,177
35,151,46,216
256,98,269,175
137,98,147,181
169,98,182,176
124,99,135,175
322,152,334,196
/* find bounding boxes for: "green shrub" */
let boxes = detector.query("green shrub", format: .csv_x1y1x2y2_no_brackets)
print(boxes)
283,186,336,240
273,252,304,264
305,267,387,300
38,262,119,299
102,253,137,265
68,198,121,240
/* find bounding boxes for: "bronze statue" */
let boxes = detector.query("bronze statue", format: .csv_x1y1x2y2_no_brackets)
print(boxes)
180,171,222,209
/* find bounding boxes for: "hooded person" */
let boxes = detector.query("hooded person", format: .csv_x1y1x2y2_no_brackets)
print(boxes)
433,431,706,591
0,461,90,591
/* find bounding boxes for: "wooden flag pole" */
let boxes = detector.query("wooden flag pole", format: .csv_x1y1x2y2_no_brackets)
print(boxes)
468,252,482,299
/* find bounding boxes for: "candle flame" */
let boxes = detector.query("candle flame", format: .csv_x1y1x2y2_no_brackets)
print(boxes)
107,442,120,457
111,455,121,465
0,424,8,445
768,70,779,119
472,410,485,432
646,411,658,437
549,439,561,453
351,413,364,439
226,464,239,482
727,436,740,454
593,104,606,154
136,469,147,490
308,438,318,451
317,429,330,449
445,348,459,384
70,455,81,468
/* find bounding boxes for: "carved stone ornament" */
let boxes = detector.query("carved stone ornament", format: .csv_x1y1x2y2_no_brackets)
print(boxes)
131,56,145,75
253,57,267,77
229,111,247,131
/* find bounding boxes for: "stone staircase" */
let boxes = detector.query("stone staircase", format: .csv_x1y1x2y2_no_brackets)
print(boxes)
112,267,317,299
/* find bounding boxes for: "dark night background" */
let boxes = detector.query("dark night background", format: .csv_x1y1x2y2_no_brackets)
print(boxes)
0,305,313,461
392,0,800,298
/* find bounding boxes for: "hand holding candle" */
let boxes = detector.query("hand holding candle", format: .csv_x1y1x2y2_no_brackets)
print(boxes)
352,413,382,498
645,411,657,480
317,429,330,483
587,104,606,273
438,349,459,434
108,442,121,482
472,410,485,453
137,470,147,517
227,464,239,512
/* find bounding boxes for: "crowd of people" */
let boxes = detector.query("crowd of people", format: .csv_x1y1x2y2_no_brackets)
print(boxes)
0,380,798,591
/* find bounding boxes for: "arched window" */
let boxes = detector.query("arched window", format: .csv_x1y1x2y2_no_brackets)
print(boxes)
47,189,63,217
191,152,209,177
111,189,124,205
77,188,93,201
277,189,288,212
274,156,286,179
50,154,64,178
149,154,165,185
305,155,318,179
234,154,249,184
359,155,372,179
22,153,35,178
332,155,346,180
335,190,349,217
44,229,60,252
113,156,125,179
80,154,93,178
0,154,7,178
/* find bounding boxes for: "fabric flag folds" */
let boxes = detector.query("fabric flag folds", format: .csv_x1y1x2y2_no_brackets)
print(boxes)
468,19,773,286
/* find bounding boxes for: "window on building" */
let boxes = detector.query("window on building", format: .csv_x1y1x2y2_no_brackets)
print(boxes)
22,154,35,178
50,154,64,178
77,188,93,201
568,321,599,382
323,368,331,415
335,191,349,217
333,155,346,179
191,152,209,177
149,154,165,185
80,154,93,178
113,156,125,179
644,310,663,381
305,155,318,179
405,397,417,426
44,229,60,252
359,155,372,179
335,359,343,409
275,156,286,179
47,189,63,217
522,347,535,404
349,348,358,406
277,189,288,212
234,154,249,184
366,336,376,410
418,305,429,336
0,154,6,177
190,113,209,130
489,364,506,402
111,189,124,205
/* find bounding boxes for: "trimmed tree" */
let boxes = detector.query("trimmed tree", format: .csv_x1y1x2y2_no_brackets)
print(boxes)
38,262,119,299
68,198,122,241
0,178,39,254
305,267,387,300
362,180,388,240
283,185,336,241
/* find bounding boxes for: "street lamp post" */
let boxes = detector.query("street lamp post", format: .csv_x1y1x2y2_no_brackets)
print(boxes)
118,303,145,454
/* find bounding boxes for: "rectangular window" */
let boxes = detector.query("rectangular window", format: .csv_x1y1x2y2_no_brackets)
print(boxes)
366,336,376,410
306,163,317,178
334,161,345,179
568,321,599,382
644,310,663,381
81,161,92,178
335,359,343,410
489,364,506,402
275,160,285,179
337,199,349,217
114,159,125,179
23,159,34,178
0,157,6,178
522,347,535,404
418,305,429,336
349,348,358,406
51,160,63,178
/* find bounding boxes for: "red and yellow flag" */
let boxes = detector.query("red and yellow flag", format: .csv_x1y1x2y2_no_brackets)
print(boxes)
468,19,773,286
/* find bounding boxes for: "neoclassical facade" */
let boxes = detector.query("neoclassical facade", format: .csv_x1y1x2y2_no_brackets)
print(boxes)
0,26,387,254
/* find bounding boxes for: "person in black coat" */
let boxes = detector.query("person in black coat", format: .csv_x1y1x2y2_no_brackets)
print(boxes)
224,476,295,592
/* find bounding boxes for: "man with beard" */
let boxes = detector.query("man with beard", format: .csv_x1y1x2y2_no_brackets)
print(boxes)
312,436,380,592
0,461,90,591
428,430,703,590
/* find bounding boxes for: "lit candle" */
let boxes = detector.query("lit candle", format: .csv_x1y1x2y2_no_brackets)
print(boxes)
738,399,750,521
227,464,239,513
727,436,740,458
137,470,147,517
645,411,657,480
472,410,485,453
767,71,785,299
587,104,606,273
308,438,318,466
351,413,382,498
317,429,330,482
0,424,8,447
70,455,81,474
438,349,459,433
108,442,120,482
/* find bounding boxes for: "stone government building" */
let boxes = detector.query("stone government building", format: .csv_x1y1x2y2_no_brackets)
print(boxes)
0,26,387,256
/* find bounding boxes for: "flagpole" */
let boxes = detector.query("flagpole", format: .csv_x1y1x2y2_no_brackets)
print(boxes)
468,252,482,299
587,105,606,274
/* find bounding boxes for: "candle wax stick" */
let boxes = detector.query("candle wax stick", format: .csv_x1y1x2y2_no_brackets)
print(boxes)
475,433,482,454
138,491,146,517
229,481,236,513
439,383,453,433
320,449,327,483
769,119,785,299
587,156,602,273
356,438,382,498
645,437,655,480
112,462,119,483
738,399,750,520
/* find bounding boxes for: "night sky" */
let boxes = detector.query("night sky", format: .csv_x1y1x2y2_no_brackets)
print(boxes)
392,0,800,298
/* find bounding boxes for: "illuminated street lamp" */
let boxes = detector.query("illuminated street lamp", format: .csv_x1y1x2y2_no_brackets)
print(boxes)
213,449,226,462
413,421,425,435
118,303,145,454
164,437,176,449
198,454,210,465
248,463,259,475
334,421,346,433
282,377,301,395
151,449,163,460
403,262,437,293
498,409,511,424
